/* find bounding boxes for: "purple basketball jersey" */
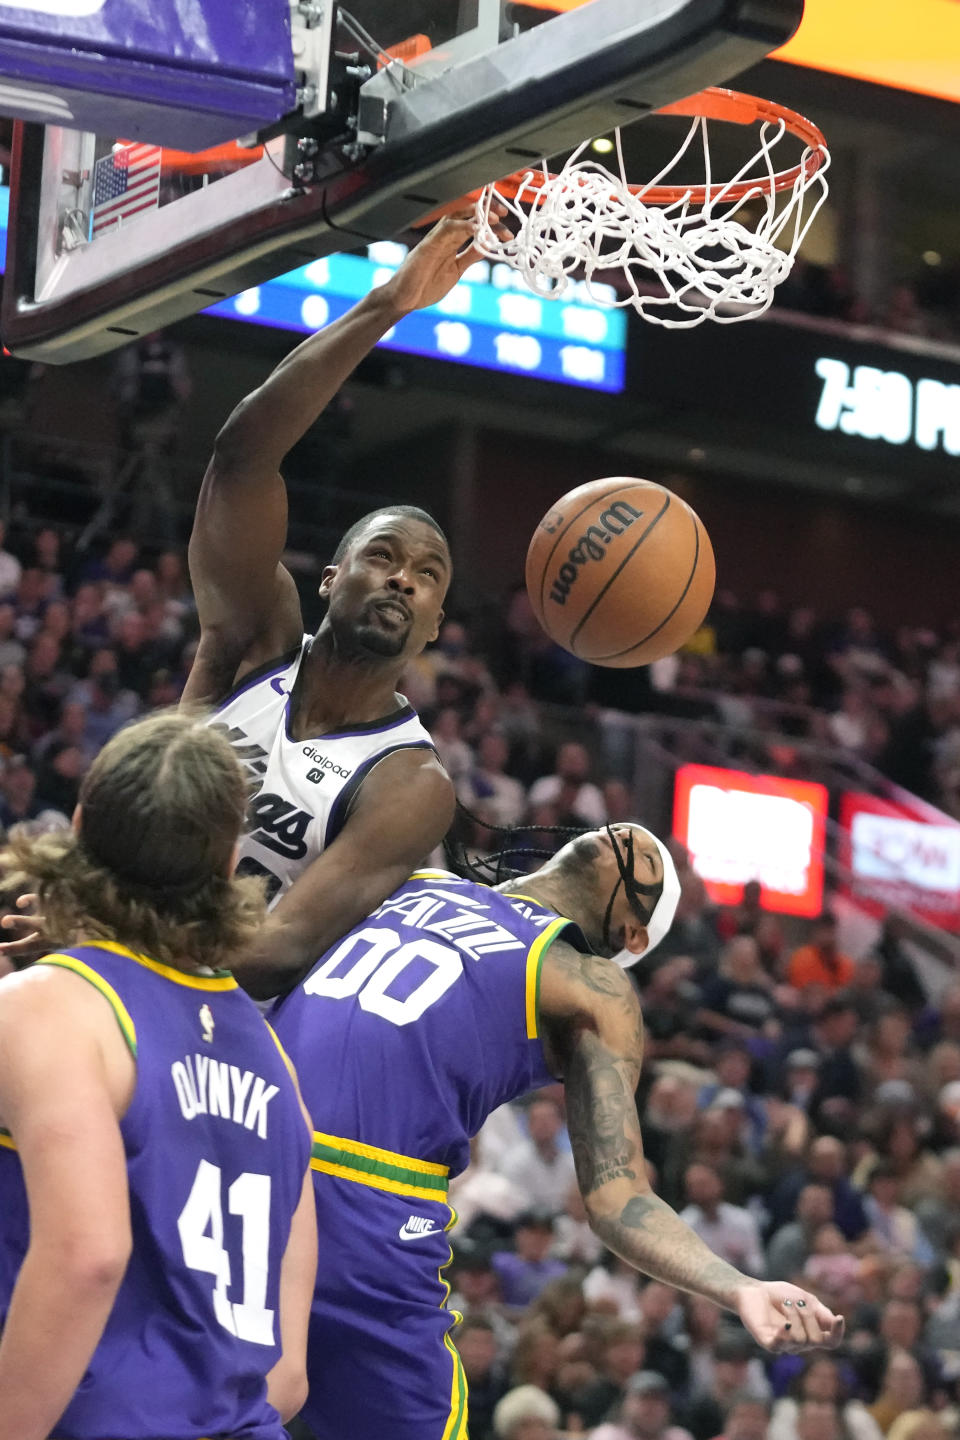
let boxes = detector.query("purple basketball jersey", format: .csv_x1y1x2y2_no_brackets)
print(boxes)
272,870,575,1178
0,941,309,1440
270,870,580,1440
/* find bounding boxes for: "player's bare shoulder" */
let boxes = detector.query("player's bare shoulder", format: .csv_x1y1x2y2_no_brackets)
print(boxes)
539,939,645,1069
544,944,641,1013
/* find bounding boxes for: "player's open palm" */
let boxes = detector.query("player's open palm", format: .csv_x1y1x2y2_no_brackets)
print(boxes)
384,209,508,313
734,1280,845,1353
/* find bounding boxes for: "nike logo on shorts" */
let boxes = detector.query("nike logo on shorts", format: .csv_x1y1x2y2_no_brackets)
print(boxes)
399,1215,438,1241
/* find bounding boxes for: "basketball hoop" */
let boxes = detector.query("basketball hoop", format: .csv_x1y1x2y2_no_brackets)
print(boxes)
472,88,830,328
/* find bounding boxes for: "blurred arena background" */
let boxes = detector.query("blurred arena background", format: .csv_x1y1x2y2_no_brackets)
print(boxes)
0,3,960,1437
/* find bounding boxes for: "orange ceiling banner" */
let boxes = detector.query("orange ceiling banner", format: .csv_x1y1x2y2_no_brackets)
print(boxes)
514,0,960,105
774,0,960,104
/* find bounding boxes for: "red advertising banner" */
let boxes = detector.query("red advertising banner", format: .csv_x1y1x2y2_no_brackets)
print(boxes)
673,764,828,917
838,791,960,931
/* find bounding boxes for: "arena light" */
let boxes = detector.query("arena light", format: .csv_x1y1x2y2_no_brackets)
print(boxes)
839,791,960,931
673,763,828,917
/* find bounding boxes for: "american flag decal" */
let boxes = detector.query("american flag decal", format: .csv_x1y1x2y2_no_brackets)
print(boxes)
91,142,162,237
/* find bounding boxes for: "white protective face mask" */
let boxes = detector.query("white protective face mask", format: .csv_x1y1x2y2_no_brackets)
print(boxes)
611,825,682,970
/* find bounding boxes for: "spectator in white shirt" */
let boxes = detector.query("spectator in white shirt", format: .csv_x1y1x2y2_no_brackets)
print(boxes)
0,522,21,601
499,1095,576,1215
528,741,607,828
827,687,872,753
431,705,475,783
475,1103,526,1172
679,1162,765,1277
552,1180,605,1266
449,1136,526,1232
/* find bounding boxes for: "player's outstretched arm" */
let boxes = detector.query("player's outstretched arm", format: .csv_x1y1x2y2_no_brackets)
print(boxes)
0,969,133,1440
539,944,845,1354
185,214,484,704
234,746,455,997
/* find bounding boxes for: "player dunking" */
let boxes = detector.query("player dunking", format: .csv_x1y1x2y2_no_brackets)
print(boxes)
0,713,316,1440
181,211,508,996
272,822,844,1440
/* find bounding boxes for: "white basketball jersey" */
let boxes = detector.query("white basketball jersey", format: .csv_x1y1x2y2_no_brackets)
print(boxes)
209,637,437,905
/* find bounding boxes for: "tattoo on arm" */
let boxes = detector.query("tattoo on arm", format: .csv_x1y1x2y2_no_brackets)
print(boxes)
556,974,749,1310
592,1192,748,1309
565,1036,639,1192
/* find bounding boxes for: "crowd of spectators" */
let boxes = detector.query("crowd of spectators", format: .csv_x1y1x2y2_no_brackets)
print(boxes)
403,587,960,832
0,436,955,1440
0,516,955,1440
0,524,192,844
445,875,960,1440
0,515,955,883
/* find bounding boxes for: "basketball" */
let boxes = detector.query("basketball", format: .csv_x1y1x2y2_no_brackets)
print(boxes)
525,478,716,668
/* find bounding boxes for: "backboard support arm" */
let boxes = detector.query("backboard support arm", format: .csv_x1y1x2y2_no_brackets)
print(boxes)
2,0,804,362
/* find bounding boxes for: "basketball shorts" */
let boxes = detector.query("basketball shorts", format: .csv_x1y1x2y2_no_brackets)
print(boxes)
299,1172,467,1440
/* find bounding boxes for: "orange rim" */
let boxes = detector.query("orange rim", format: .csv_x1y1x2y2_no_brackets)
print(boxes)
415,87,827,224
114,139,265,175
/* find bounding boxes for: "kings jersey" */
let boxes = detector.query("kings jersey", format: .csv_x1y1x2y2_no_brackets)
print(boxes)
210,637,437,905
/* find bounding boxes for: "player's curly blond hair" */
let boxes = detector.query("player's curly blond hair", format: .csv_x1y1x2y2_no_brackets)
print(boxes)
1,710,265,972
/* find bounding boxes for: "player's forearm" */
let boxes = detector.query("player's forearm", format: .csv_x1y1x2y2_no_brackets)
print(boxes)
215,286,404,476
0,1245,125,1440
562,1023,746,1308
231,895,357,998
587,1187,754,1310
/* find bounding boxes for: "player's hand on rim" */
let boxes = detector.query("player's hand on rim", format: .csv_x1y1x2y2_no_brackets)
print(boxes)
381,206,511,315
734,1280,845,1353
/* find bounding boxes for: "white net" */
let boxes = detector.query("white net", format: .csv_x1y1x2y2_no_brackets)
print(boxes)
473,102,831,328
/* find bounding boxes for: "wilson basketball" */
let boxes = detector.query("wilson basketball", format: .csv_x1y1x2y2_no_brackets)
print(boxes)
526,478,716,667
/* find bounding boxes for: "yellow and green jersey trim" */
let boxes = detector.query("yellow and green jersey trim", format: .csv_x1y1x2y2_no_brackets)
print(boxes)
409,874,574,1041
310,1131,449,1203
439,1201,468,1440
88,940,238,991
441,1328,468,1440
523,915,573,1040
37,953,138,1059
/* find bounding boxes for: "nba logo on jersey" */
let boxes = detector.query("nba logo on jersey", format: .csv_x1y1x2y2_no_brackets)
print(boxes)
199,1003,215,1044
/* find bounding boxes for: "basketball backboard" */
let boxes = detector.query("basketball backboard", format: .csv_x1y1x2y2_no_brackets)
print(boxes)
2,0,805,363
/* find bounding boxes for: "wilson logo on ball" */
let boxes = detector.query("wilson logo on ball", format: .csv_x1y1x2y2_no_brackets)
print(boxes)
548,500,642,606
526,477,715,669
